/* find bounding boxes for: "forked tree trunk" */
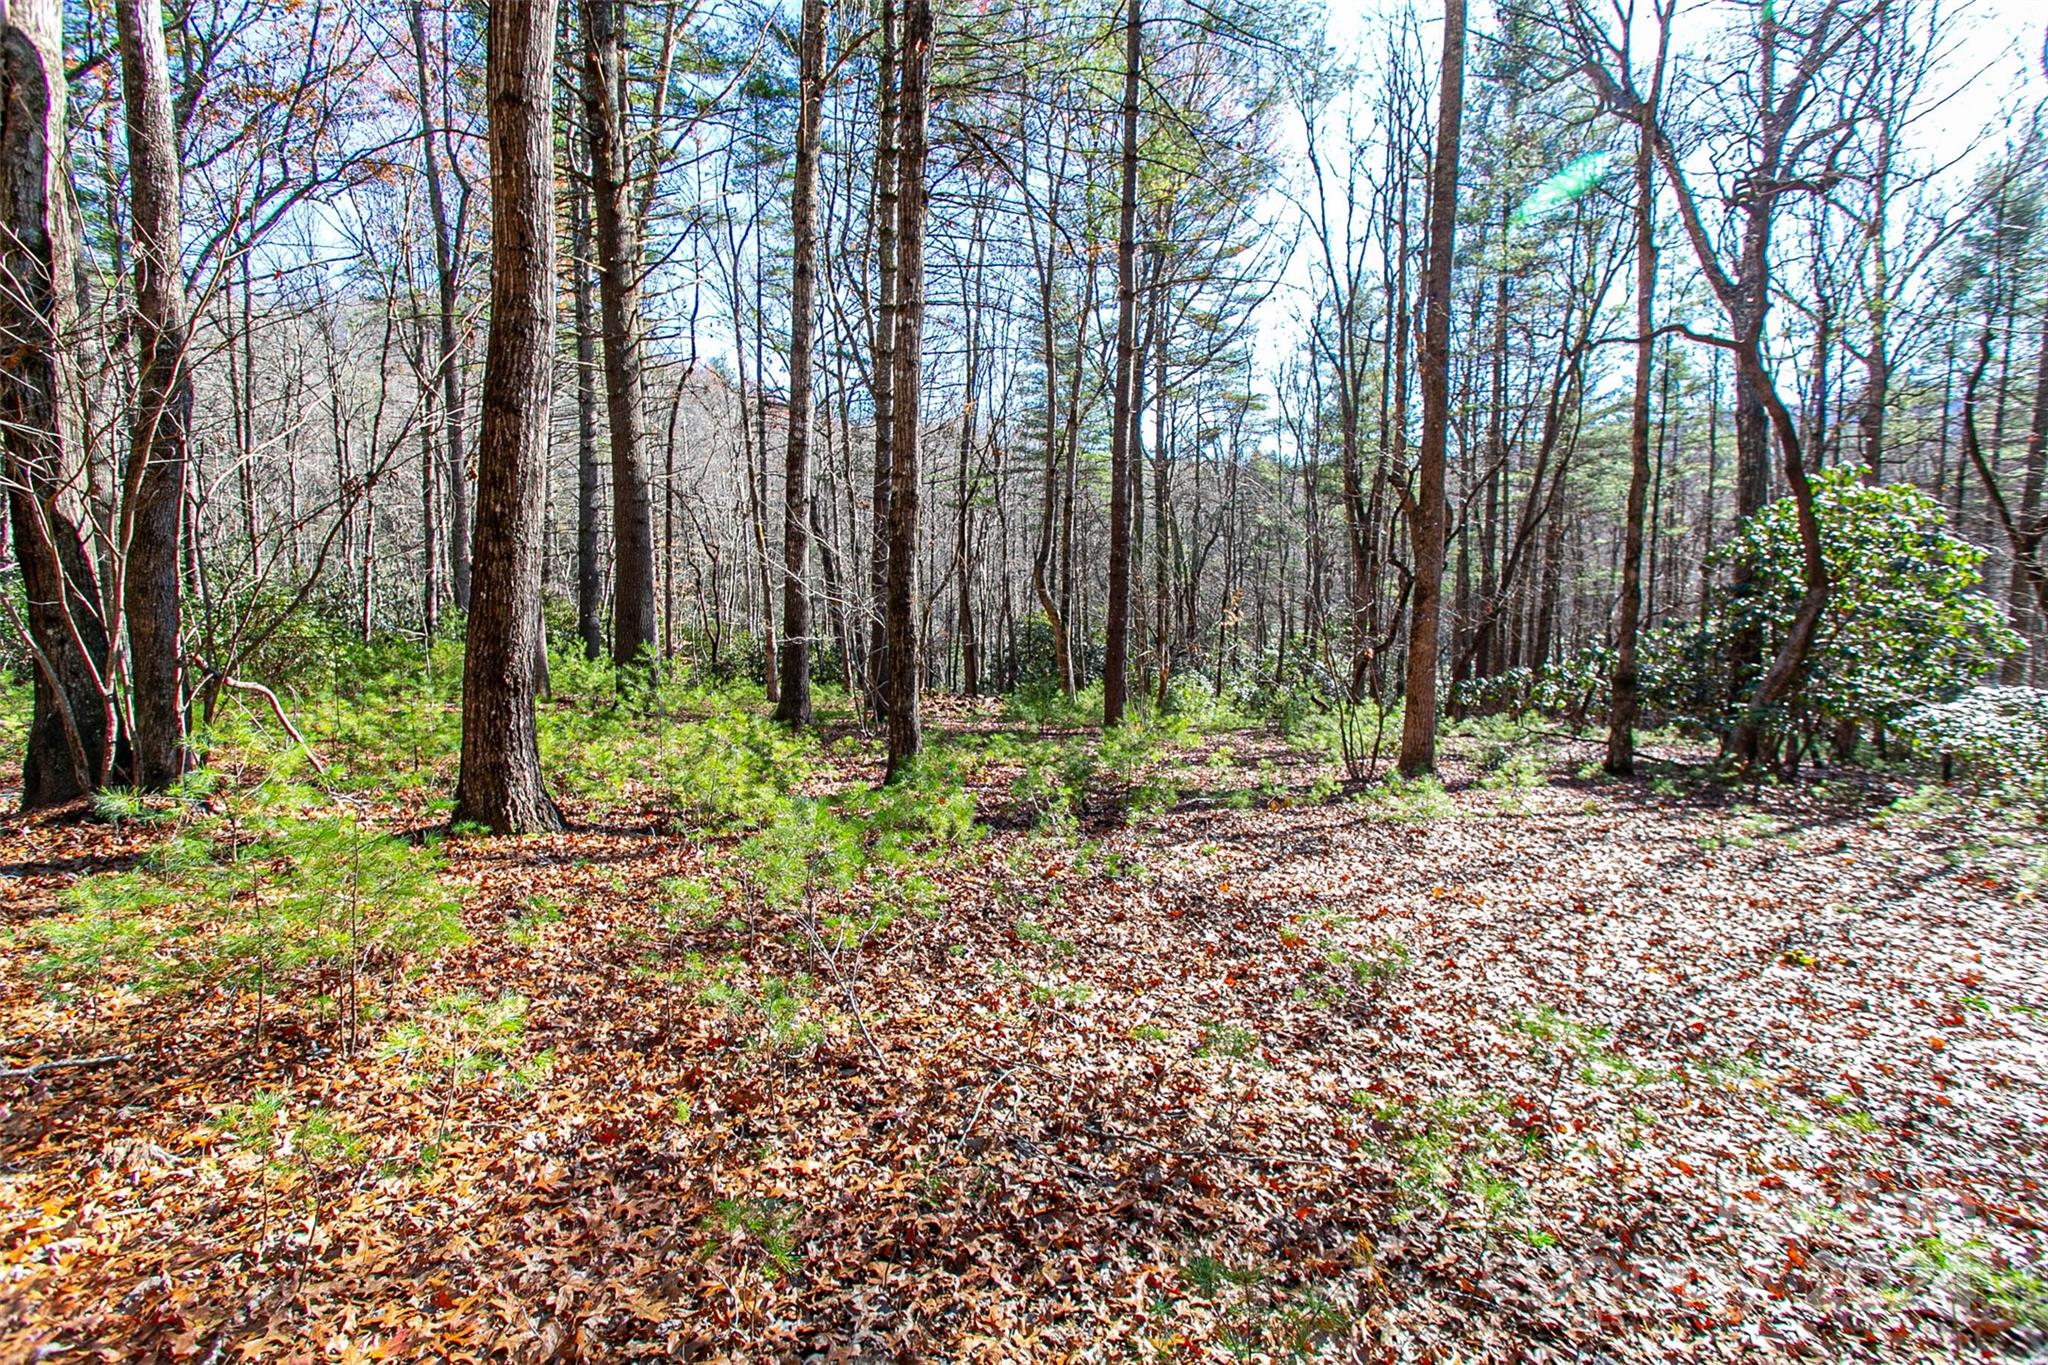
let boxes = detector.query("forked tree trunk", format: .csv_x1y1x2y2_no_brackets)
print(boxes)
582,0,658,670
0,0,112,809
115,0,192,792
454,0,565,835
1397,0,1465,779
775,0,825,728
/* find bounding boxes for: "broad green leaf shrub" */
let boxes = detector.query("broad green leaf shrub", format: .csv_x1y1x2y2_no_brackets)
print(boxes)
1453,476,2020,758
1649,472,2020,746
1448,667,1535,717
1450,654,1618,723
1895,686,2048,802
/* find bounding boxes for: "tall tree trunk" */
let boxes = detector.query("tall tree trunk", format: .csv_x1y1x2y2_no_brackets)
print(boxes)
775,0,826,727
953,300,980,698
408,0,470,612
569,140,605,661
0,0,112,809
882,0,931,779
1152,273,1171,708
1606,113,1658,776
115,0,192,791
866,0,899,716
1103,0,1141,727
1028,138,1074,695
582,0,657,670
1397,0,1465,779
2002,308,2048,682
454,0,565,835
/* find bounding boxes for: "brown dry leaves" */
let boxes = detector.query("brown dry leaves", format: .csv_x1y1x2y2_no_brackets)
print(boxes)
2,724,2044,1362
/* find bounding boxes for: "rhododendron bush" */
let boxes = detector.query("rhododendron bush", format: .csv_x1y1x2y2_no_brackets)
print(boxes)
1896,685,2048,798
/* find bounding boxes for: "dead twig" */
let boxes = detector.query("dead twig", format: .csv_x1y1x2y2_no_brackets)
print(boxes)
0,1052,134,1081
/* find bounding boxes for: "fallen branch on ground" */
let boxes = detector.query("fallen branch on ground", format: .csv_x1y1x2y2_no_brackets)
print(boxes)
0,1053,133,1081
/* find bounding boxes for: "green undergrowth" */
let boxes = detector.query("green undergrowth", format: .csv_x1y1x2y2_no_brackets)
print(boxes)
198,639,830,828
734,754,982,915
977,703,1230,832
1356,772,1456,823
23,776,463,1023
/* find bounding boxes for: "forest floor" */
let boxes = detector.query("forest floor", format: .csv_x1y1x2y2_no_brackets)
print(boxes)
2,683,2046,1363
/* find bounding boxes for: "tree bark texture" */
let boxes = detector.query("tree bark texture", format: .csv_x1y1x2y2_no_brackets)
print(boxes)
775,0,825,727
582,0,658,670
883,0,931,778
1397,0,1465,779
454,0,565,835
0,0,111,809
115,0,194,791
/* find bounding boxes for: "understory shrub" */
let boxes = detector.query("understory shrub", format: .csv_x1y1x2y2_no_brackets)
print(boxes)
1453,474,2021,764
27,782,464,1019
1646,471,2019,753
1895,686,2048,802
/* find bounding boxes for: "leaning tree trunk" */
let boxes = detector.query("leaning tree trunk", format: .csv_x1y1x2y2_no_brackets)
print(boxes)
775,0,825,728
882,0,931,780
115,0,192,792
1726,346,1828,770
582,0,657,671
1397,0,1465,779
0,0,112,809
454,0,565,835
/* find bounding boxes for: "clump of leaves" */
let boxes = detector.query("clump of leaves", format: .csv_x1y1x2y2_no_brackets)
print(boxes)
1515,1005,1661,1086
701,967,826,1055
1328,939,1410,991
213,1088,365,1178
1197,1020,1261,1061
1389,1092,1542,1237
